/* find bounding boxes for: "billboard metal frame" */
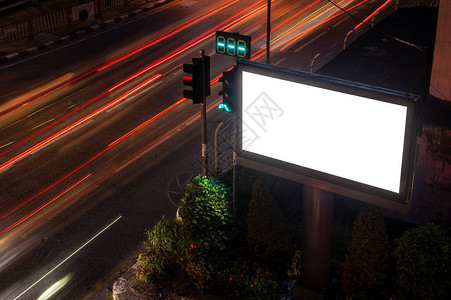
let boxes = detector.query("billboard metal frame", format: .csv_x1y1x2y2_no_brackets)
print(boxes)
235,60,420,212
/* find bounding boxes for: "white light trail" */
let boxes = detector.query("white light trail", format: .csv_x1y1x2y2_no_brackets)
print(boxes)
14,215,122,300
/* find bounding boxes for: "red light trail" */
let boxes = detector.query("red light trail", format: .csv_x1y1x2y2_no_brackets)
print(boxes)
0,0,246,121
0,74,162,173
1,0,380,238
0,174,91,237
354,0,392,30
0,1,270,232
96,0,242,72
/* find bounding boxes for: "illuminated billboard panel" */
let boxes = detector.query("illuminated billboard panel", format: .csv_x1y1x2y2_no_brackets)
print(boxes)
236,61,419,208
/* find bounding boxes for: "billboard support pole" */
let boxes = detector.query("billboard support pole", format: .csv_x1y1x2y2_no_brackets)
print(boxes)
295,185,334,299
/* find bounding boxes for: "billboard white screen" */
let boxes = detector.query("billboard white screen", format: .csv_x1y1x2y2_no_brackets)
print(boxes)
241,71,408,193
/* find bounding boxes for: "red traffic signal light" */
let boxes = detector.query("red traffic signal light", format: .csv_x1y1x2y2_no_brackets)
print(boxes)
182,56,210,104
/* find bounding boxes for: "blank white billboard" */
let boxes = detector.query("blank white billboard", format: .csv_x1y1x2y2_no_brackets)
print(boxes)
241,71,408,193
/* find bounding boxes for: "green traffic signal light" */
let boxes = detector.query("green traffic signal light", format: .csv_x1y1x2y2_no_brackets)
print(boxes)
218,103,232,112
218,69,235,112
215,31,251,59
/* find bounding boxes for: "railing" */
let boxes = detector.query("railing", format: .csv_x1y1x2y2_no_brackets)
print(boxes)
95,0,126,13
31,8,69,35
298,0,437,73
214,117,235,176
0,0,126,43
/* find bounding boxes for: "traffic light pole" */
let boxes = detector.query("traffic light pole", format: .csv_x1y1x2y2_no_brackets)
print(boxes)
200,50,208,176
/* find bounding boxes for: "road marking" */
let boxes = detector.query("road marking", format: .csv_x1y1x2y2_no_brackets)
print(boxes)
13,215,122,300
29,120,94,155
31,118,55,130
244,25,260,36
274,57,286,66
332,17,348,28
294,30,328,53
172,69,183,76
105,81,163,113
0,141,14,149
26,106,47,118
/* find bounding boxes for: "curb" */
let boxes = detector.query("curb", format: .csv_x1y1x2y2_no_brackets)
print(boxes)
112,260,144,300
0,0,173,64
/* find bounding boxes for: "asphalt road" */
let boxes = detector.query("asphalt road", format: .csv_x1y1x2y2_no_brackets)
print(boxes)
0,0,408,298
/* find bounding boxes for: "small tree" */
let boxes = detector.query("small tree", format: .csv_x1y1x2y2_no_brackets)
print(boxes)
247,181,289,259
179,174,233,251
393,223,451,298
340,206,391,298
179,175,233,292
137,215,183,282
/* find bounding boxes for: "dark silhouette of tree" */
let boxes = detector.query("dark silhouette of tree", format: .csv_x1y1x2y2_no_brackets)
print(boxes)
247,181,289,259
394,223,451,298
341,206,391,298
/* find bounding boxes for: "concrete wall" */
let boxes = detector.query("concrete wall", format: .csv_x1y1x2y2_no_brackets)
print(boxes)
410,124,451,225
430,0,451,102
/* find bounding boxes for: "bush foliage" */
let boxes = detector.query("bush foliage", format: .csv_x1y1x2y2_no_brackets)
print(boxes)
393,223,451,298
137,175,451,299
179,174,233,251
340,206,391,298
247,181,290,259
137,215,183,282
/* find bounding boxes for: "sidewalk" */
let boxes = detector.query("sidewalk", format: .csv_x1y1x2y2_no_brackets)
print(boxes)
0,0,171,62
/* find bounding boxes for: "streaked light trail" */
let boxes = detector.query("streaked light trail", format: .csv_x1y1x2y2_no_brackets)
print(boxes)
0,74,161,173
0,174,91,236
12,215,122,300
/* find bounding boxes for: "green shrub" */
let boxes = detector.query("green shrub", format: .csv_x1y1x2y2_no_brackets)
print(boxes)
287,249,301,278
137,253,169,283
179,175,233,251
184,247,214,293
247,181,290,259
393,223,451,298
144,215,183,267
218,258,280,297
340,206,391,299
177,175,233,292
248,262,279,297
217,257,252,296
137,215,184,283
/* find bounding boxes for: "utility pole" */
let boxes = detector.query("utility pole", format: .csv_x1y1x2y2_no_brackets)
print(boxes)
266,0,271,64
200,50,208,175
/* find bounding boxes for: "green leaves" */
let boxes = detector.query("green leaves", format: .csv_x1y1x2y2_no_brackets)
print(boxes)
179,175,233,252
340,206,391,298
247,181,290,258
393,223,451,298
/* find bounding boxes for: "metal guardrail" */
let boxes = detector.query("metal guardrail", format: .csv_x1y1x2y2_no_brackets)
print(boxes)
214,117,235,176
0,0,126,43
300,0,437,73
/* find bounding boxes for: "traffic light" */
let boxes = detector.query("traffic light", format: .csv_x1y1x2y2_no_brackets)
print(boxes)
183,56,210,104
218,69,235,112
